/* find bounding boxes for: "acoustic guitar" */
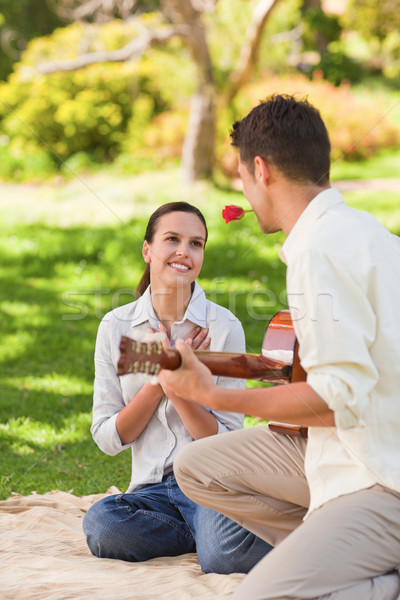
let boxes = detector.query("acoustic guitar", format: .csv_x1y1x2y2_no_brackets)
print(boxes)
117,309,308,438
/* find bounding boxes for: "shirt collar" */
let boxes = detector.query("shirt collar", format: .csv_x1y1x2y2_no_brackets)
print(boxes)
179,281,208,327
280,187,344,265
130,281,207,329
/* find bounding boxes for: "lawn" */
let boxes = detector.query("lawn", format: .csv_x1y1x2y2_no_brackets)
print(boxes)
1,163,400,499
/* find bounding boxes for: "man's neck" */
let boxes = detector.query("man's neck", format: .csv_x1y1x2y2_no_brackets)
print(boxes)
278,182,331,237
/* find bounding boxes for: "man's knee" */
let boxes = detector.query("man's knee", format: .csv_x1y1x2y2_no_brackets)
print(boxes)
173,441,203,496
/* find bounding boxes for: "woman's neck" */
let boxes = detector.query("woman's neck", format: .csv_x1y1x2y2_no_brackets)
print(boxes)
150,284,193,334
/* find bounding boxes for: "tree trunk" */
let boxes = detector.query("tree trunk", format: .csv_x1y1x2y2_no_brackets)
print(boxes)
182,84,216,184
302,0,329,55
224,0,282,105
162,0,216,183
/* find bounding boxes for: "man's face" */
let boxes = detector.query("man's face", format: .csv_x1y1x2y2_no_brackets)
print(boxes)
238,157,256,205
238,156,283,234
238,157,270,233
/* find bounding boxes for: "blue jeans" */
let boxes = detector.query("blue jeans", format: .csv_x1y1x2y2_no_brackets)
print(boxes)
83,473,272,574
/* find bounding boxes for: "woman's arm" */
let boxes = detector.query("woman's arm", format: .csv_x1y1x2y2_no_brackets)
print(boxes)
116,383,164,445
116,324,217,444
163,317,247,439
168,396,219,439
91,314,164,453
152,323,220,440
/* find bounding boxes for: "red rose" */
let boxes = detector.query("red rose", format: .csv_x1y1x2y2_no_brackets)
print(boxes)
222,205,245,223
222,205,252,223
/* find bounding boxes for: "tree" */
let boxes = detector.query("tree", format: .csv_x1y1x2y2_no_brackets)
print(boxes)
346,0,400,42
0,0,63,81
36,0,282,183
344,0,400,81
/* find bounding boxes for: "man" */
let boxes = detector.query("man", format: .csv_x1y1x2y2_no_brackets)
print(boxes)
159,94,400,599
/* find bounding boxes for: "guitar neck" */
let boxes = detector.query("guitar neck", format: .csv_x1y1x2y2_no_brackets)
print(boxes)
172,349,291,383
117,333,308,439
118,340,292,384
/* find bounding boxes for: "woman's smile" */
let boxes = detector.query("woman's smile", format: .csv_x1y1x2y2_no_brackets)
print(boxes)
168,261,191,272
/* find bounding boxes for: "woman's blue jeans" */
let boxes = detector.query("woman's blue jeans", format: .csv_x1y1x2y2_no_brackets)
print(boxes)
83,473,272,574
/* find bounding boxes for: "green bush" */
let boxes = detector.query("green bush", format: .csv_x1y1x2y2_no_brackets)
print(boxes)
310,43,365,86
0,19,178,179
0,137,56,181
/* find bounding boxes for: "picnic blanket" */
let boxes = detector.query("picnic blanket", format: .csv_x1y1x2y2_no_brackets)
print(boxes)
0,487,244,600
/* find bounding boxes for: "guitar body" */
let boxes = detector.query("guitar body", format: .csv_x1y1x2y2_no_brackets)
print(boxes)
117,309,308,438
261,310,305,384
261,310,308,438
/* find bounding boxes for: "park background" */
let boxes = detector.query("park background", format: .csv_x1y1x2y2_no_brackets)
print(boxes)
0,0,399,500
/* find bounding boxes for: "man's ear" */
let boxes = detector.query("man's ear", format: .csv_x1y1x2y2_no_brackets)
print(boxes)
142,241,151,263
254,156,270,184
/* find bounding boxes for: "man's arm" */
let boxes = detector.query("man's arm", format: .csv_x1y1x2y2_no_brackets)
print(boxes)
159,340,335,428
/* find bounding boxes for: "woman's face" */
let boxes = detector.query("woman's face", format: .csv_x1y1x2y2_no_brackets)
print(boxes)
142,211,206,290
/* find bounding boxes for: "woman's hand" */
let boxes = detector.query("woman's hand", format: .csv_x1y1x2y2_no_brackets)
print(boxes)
159,341,218,438
148,323,211,399
186,326,211,350
152,325,217,438
148,324,211,351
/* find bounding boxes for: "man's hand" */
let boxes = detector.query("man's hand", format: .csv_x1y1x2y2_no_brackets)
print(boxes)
158,339,216,404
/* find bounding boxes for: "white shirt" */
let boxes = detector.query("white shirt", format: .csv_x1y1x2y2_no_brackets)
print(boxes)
91,282,245,492
280,187,400,515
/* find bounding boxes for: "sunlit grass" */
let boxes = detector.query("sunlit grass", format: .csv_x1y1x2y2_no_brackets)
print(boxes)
331,147,400,180
345,191,400,231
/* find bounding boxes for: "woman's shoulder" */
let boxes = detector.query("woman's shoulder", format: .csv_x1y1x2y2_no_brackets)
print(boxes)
98,298,141,332
204,298,243,329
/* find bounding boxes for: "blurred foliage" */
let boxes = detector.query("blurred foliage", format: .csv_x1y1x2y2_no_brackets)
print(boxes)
300,7,367,85
0,2,399,182
252,0,304,78
218,73,400,177
301,7,342,50
346,0,400,42
0,0,63,81
309,43,366,86
344,0,400,83
0,0,162,82
0,19,188,179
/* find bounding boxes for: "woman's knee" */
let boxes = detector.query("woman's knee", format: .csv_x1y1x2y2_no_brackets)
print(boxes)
197,526,272,574
82,496,124,558
195,508,273,574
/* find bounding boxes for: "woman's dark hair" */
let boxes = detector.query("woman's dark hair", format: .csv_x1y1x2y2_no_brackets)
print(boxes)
230,93,331,185
136,201,208,297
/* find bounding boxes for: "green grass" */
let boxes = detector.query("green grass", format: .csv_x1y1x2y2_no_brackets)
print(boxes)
1,164,400,500
331,147,400,180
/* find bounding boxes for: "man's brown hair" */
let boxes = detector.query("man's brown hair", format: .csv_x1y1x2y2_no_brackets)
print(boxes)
230,93,331,185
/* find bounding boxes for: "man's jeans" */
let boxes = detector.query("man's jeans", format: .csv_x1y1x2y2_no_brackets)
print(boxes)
83,473,272,574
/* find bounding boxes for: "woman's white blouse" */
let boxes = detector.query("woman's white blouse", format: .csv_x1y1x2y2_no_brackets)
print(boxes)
92,282,246,492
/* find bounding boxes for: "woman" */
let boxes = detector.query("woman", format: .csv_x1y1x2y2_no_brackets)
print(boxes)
83,201,271,573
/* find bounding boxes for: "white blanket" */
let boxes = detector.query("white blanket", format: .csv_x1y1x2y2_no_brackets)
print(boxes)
0,487,244,600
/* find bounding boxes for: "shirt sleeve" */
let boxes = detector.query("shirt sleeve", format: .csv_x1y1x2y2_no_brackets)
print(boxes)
90,314,137,456
287,249,378,429
209,316,246,433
